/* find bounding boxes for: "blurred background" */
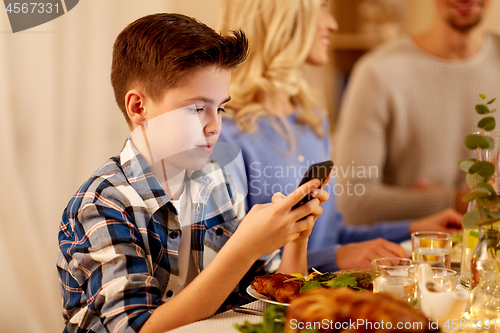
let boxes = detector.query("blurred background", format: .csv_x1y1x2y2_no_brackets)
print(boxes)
0,0,499,332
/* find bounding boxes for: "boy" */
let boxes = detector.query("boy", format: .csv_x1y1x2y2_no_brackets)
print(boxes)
57,13,328,333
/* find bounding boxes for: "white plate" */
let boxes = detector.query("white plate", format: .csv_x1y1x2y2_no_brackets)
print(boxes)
246,285,289,306
400,240,461,264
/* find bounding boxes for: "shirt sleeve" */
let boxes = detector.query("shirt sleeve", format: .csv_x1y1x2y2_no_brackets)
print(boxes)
338,221,412,244
58,195,161,333
307,244,341,272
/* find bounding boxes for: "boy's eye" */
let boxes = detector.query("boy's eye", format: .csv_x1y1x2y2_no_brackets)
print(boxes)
190,107,225,113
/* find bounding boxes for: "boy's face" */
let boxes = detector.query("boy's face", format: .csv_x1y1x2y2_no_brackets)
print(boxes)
136,66,231,172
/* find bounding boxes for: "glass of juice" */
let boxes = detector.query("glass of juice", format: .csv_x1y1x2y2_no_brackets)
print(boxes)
411,231,452,268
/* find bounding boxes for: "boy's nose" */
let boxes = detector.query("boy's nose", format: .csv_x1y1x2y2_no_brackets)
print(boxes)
203,111,221,136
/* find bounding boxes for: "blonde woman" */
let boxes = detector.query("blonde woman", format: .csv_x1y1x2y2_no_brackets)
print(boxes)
216,0,463,271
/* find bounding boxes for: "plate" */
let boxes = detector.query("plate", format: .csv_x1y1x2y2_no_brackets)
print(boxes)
400,240,461,264
246,285,289,306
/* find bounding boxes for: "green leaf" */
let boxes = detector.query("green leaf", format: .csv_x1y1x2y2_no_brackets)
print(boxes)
300,281,322,292
476,218,500,226
477,182,498,200
463,209,481,229
476,104,490,114
487,98,496,105
462,207,489,229
465,134,491,149
458,158,477,172
484,135,496,150
466,173,484,189
234,304,287,333
462,190,490,202
324,275,360,289
478,117,496,131
480,94,486,99
468,161,495,179
488,211,500,219
483,196,500,206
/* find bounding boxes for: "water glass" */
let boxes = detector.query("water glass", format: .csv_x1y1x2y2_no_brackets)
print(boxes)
411,231,452,268
372,257,418,303
430,267,458,291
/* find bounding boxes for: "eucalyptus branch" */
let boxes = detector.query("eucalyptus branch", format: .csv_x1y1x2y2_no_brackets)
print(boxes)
460,94,498,228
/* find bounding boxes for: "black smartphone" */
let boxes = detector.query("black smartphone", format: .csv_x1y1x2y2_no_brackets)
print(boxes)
292,160,333,210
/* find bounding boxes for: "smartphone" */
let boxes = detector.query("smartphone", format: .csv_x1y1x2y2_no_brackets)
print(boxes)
292,160,333,209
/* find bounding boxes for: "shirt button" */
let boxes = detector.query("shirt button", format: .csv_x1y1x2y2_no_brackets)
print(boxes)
166,290,173,297
215,228,224,236
196,206,201,213
170,231,179,239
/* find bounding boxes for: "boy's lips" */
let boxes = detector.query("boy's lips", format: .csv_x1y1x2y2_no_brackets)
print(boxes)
196,143,215,153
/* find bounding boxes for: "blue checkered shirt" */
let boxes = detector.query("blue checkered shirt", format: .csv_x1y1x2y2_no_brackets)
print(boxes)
57,137,247,333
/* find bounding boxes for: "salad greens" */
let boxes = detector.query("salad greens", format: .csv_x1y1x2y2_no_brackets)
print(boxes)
234,304,319,333
235,305,286,333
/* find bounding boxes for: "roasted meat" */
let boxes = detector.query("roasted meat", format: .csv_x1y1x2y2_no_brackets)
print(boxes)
285,288,436,333
250,269,374,304
251,273,304,303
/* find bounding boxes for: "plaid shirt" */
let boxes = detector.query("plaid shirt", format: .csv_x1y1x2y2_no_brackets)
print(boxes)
57,137,246,333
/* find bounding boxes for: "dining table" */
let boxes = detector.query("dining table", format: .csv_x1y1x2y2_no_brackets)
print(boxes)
168,300,271,333
167,261,464,333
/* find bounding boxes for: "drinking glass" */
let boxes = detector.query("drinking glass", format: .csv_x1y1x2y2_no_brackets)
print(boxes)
430,267,458,291
372,258,418,303
411,231,452,268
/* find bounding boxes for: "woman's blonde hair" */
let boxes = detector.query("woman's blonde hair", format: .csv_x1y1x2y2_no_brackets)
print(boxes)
216,0,325,149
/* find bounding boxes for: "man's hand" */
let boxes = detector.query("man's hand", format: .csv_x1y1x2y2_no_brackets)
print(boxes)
336,238,407,270
409,208,463,234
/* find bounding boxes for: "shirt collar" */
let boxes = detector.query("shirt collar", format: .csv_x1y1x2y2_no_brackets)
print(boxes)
119,136,215,215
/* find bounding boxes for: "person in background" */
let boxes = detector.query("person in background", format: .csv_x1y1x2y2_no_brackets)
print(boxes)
215,0,462,272
334,0,500,226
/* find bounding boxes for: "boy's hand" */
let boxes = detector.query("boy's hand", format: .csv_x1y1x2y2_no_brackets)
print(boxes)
272,185,329,241
233,179,325,259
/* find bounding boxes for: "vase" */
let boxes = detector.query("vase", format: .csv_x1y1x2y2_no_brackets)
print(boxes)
469,223,500,320
459,221,479,288
460,132,500,288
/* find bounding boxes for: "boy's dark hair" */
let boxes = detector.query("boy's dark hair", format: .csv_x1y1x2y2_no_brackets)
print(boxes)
111,13,248,125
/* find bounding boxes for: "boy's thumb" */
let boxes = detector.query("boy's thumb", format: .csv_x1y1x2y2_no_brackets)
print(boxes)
271,192,285,203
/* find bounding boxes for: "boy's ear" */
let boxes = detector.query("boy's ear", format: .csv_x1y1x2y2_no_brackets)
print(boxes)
125,90,147,126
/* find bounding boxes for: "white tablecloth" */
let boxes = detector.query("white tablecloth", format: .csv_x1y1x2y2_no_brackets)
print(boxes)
168,301,270,333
